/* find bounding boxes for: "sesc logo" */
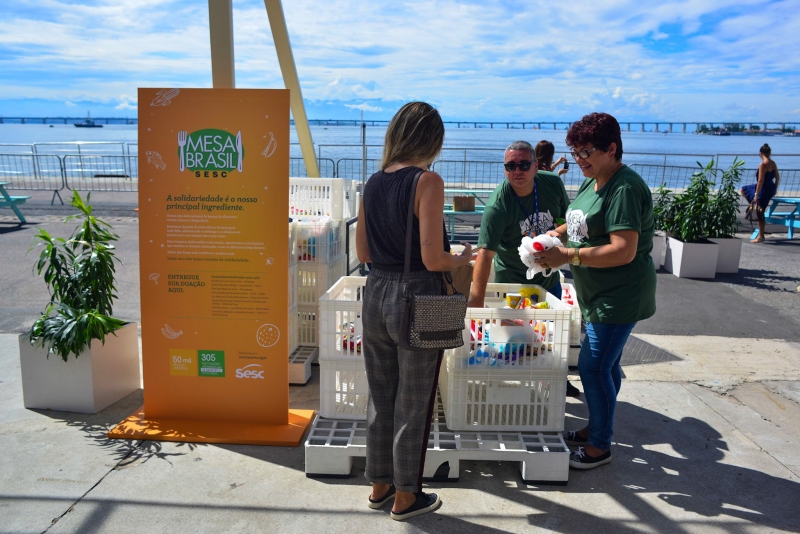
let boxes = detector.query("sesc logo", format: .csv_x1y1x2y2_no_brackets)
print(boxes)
235,363,264,379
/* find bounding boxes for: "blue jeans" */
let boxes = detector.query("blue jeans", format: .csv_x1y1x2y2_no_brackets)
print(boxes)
578,321,637,451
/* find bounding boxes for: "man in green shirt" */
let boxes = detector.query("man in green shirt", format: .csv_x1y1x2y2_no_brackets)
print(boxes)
468,140,570,307
468,141,580,398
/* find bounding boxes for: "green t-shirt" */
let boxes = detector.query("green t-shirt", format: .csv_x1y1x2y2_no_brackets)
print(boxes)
566,165,657,324
478,172,570,290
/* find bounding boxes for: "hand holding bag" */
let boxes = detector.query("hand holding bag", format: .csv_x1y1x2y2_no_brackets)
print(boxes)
399,170,467,350
744,202,761,223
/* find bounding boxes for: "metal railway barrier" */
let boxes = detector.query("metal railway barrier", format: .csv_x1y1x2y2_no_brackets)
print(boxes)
0,154,66,204
63,155,138,192
290,157,336,178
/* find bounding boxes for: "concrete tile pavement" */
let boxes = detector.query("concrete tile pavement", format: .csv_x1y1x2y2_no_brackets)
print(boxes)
2,212,800,532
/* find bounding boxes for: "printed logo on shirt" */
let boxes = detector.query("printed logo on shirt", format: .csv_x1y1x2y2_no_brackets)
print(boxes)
519,210,554,236
566,210,589,242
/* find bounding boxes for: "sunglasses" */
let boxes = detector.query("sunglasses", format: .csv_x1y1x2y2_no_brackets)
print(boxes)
570,148,599,160
504,160,533,172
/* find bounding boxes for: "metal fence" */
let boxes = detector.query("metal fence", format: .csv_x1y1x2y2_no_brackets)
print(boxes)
63,155,138,192
290,157,336,178
0,154,65,191
2,151,799,200
336,158,381,181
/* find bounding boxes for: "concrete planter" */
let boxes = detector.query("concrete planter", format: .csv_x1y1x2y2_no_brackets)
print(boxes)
651,232,666,268
664,237,719,279
708,237,742,274
19,322,140,413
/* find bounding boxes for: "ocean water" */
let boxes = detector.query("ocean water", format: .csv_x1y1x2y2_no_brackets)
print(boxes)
1,123,798,170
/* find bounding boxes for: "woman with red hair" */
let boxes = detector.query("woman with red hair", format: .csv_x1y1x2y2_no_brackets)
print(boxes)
531,112,657,470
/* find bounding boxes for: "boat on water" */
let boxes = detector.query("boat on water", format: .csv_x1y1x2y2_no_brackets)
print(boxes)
713,129,731,136
75,112,103,128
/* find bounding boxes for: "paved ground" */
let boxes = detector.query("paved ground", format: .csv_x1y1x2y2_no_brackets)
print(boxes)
1,201,800,533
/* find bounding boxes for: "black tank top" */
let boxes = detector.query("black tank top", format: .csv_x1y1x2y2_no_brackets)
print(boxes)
363,166,450,272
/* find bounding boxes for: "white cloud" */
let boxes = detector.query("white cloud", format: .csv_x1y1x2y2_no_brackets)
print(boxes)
65,101,76,107
1,0,799,120
345,103,382,112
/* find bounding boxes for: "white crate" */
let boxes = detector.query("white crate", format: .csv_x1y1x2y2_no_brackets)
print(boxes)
295,217,346,264
297,305,319,347
288,221,297,267
318,276,367,361
289,178,358,219
450,284,571,372
561,283,582,346
347,219,360,274
289,264,298,311
298,255,347,307
440,363,568,432
289,346,317,385
319,359,369,420
288,304,299,354
305,391,570,484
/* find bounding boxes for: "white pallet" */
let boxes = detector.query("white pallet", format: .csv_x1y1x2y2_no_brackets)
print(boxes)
298,255,347,307
289,346,317,385
305,392,569,485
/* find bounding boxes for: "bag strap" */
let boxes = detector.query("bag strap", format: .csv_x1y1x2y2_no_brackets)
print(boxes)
402,169,460,297
403,169,424,291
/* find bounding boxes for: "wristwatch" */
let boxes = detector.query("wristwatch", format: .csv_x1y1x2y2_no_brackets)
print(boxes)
571,248,581,266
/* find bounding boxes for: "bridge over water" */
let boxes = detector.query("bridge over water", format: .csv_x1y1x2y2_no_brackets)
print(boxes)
0,117,797,133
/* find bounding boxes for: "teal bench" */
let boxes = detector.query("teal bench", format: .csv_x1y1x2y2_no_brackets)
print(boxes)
765,197,800,239
0,182,30,223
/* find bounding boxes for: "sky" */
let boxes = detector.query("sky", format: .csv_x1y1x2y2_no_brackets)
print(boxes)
0,0,799,122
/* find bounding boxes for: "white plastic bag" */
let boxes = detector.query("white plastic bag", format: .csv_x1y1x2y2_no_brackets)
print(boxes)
518,234,563,279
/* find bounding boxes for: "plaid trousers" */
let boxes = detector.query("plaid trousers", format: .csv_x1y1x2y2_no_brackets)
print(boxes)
362,268,444,493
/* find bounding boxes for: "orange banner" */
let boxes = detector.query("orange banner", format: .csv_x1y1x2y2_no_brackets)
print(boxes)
109,88,311,445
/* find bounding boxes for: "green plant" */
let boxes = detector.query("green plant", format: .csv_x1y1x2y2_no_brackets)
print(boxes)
26,191,125,361
652,185,673,232
663,160,716,243
707,158,745,239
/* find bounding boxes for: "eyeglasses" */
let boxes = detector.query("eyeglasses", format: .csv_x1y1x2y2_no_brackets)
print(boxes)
570,148,598,160
504,160,533,172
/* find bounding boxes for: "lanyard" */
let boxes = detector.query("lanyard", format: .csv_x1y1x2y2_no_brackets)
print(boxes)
513,181,539,237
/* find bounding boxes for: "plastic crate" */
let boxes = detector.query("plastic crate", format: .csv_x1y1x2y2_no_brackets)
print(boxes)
289,178,358,219
560,283,582,346
295,217,346,264
448,284,571,372
298,255,347,307
319,359,369,419
288,305,299,354
347,219,360,274
289,264,298,310
297,304,319,346
440,362,567,431
318,276,367,361
288,221,297,267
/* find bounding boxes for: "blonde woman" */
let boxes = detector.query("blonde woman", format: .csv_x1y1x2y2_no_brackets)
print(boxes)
356,102,472,520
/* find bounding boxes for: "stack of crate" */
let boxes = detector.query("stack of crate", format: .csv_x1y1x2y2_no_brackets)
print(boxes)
439,284,572,432
317,276,369,419
288,179,357,384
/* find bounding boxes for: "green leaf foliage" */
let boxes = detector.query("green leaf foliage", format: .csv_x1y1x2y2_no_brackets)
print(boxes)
659,159,746,243
26,191,124,360
707,158,745,239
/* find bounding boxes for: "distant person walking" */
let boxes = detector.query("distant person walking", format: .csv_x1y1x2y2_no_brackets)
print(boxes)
535,140,569,176
356,102,472,520
740,144,780,243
